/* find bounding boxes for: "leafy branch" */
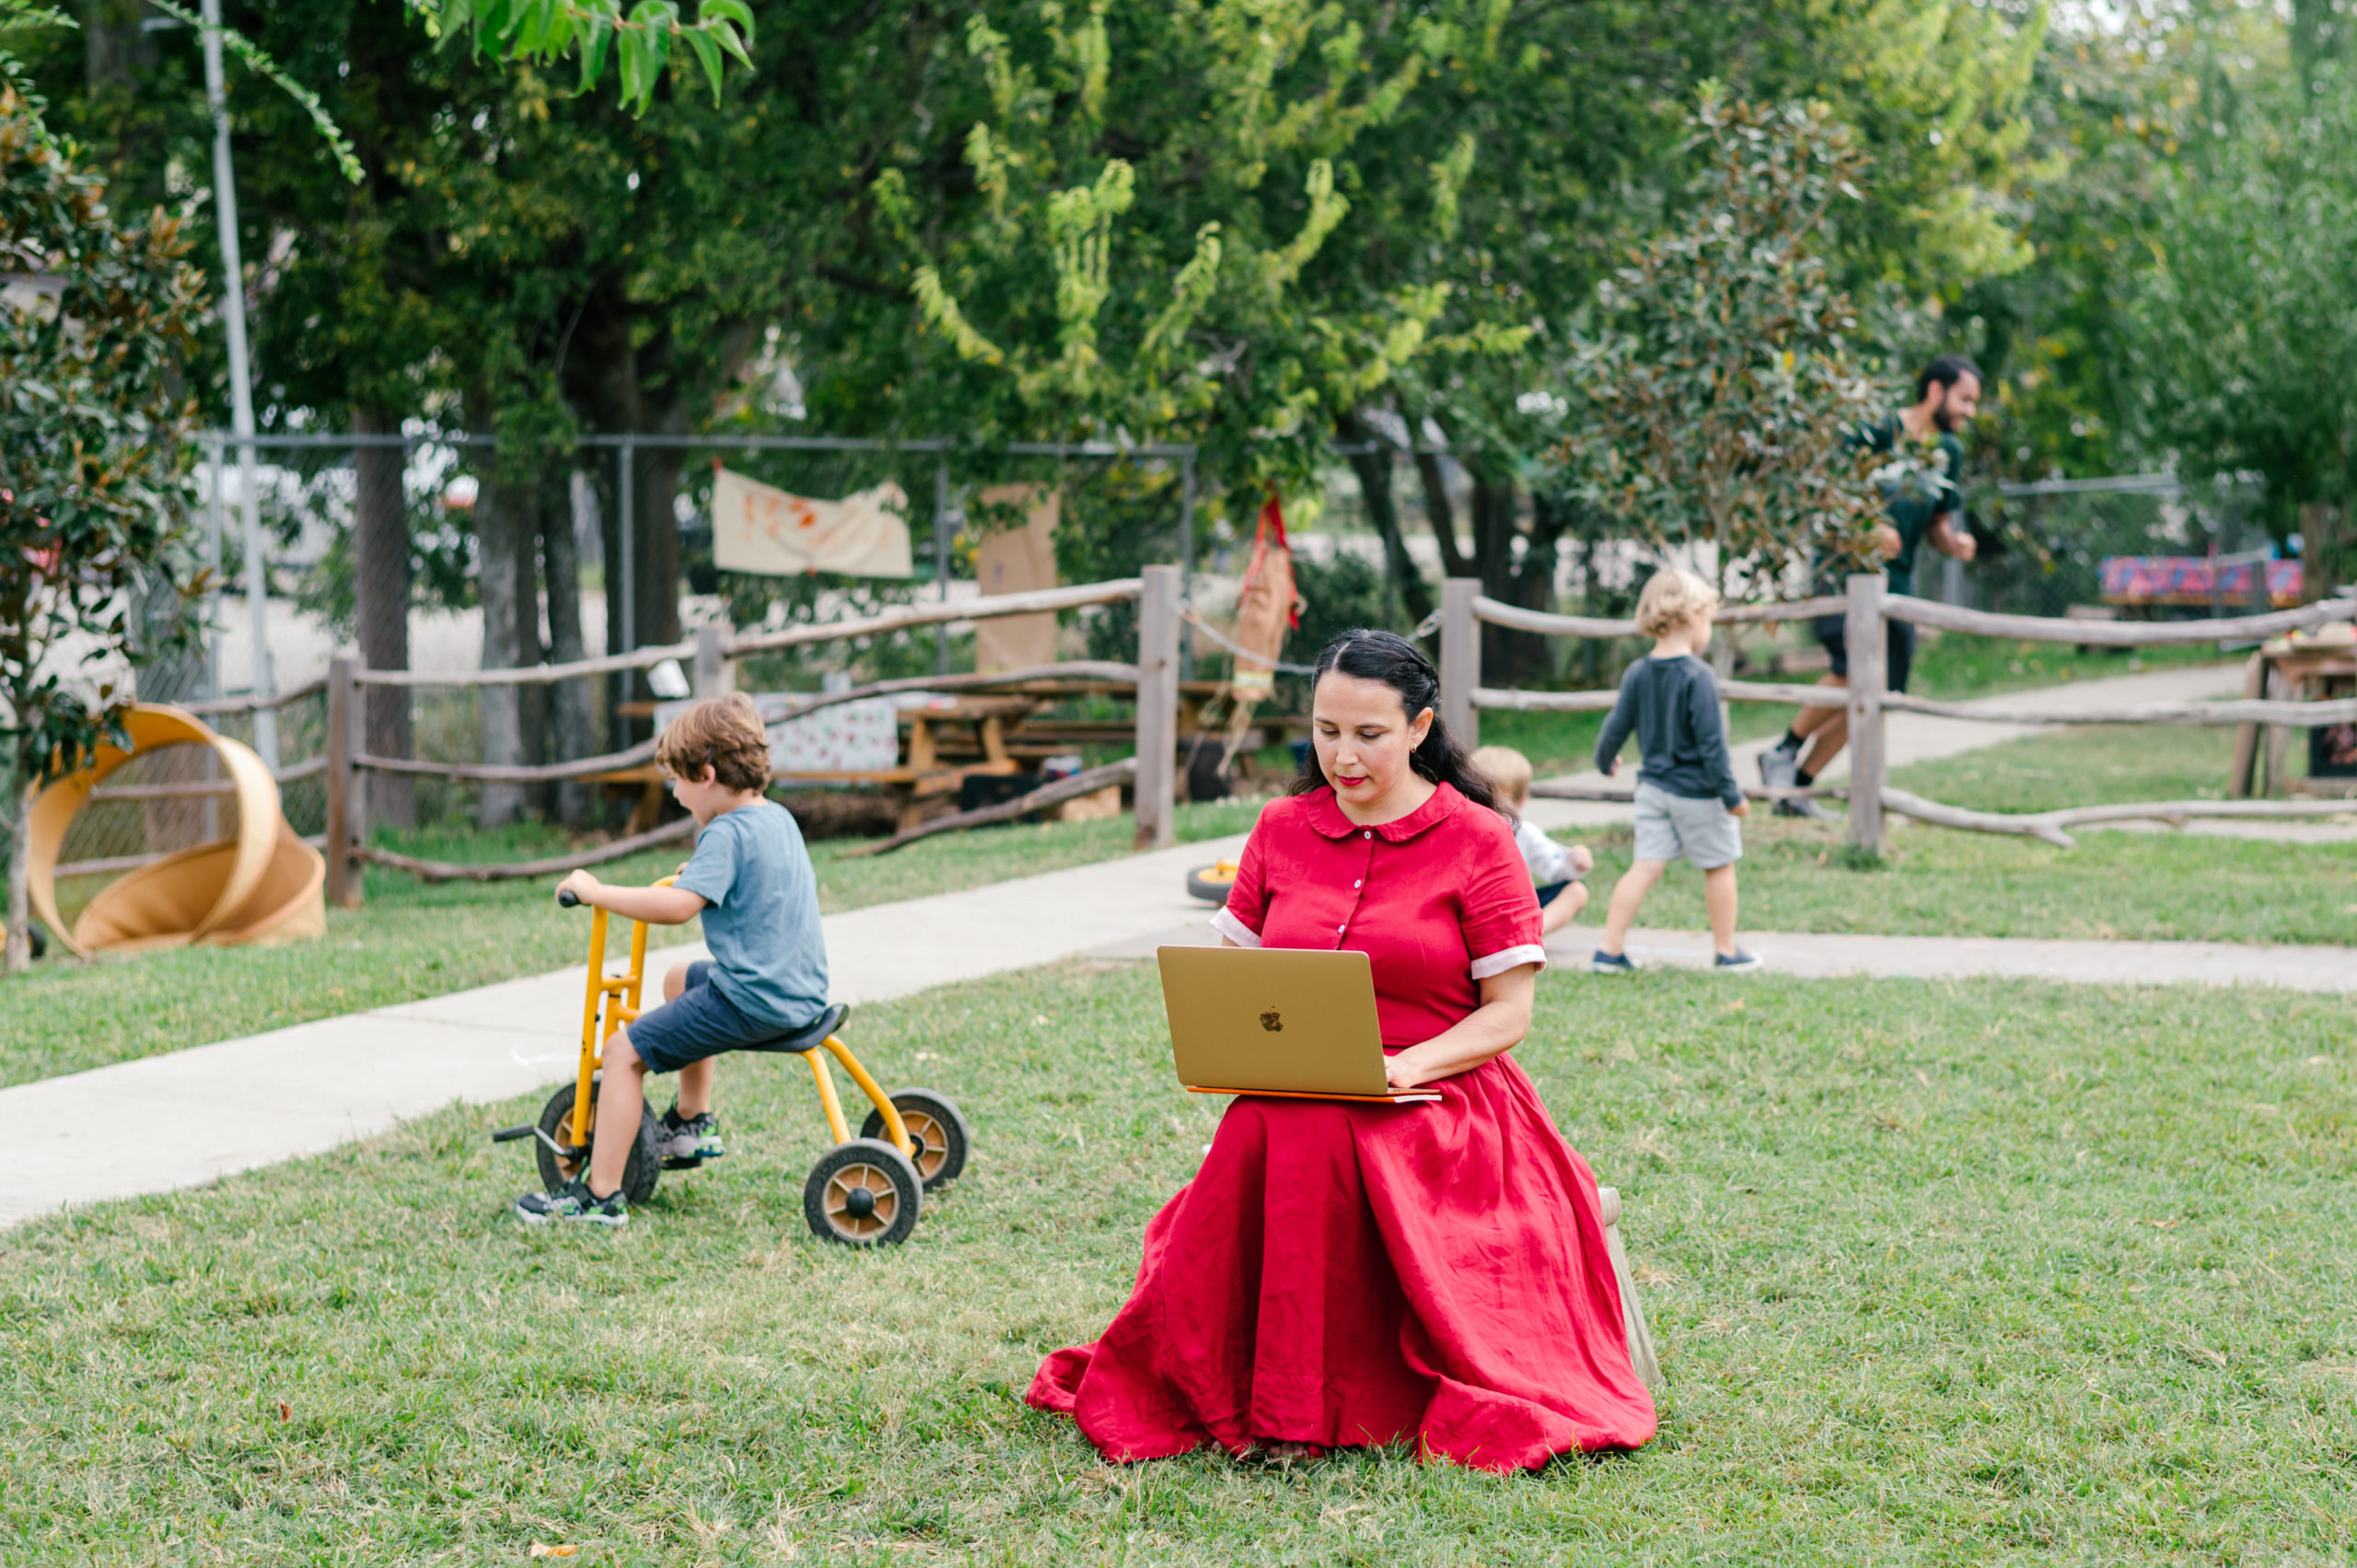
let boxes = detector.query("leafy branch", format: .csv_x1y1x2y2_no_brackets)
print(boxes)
410,0,756,114
145,0,361,183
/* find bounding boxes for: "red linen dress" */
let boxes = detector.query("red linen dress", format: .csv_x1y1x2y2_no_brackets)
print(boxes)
1027,783,1656,1471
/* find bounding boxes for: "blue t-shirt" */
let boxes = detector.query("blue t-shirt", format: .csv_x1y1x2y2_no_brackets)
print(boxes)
674,800,829,1032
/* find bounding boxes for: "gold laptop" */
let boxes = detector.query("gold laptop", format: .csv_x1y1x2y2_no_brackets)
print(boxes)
1155,946,1441,1104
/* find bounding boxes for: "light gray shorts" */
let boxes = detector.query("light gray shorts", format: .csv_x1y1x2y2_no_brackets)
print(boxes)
1632,781,1743,870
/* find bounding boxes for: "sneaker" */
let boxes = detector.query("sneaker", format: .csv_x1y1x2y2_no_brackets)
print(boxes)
1591,951,1641,975
1775,796,1832,819
1757,742,1800,793
515,1178,629,1226
1714,950,1765,972
656,1107,725,1170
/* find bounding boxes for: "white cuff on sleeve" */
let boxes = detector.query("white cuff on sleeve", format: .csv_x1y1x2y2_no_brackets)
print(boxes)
1209,907,1263,948
1469,943,1548,980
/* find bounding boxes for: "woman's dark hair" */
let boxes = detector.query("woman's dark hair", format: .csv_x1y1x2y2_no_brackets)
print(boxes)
1293,629,1500,810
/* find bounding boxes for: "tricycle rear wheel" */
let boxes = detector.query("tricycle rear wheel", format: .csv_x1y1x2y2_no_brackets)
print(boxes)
859,1089,970,1191
803,1139,923,1247
534,1080,661,1206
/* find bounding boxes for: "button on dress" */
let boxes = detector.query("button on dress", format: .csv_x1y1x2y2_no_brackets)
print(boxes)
1026,783,1657,1470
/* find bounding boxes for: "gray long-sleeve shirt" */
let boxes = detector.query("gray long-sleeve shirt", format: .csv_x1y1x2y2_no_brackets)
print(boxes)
1593,654,1743,808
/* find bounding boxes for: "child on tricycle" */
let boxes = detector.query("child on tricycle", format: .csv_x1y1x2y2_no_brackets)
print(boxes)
515,693,830,1225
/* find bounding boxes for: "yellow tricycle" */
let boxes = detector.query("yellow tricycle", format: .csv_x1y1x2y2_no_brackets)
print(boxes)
492,877,970,1246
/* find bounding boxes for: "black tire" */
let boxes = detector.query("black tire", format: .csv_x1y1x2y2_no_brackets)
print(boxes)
859,1089,971,1191
803,1139,923,1247
1183,738,1229,802
532,1080,661,1206
1185,863,1238,905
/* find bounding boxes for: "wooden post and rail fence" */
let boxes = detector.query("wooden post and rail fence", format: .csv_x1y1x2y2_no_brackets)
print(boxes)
127,564,2351,900
1436,574,2357,857
291,568,1188,906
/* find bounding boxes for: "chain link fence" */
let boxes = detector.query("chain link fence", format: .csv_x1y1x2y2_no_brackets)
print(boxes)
114,434,1202,863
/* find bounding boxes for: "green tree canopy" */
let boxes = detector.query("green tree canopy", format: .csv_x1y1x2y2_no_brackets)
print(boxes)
0,80,206,970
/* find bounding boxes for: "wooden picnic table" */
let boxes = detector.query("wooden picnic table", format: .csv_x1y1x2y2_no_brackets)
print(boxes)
593,694,1037,832
2230,638,2357,797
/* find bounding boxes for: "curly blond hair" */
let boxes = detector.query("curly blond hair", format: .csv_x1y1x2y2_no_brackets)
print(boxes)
1634,567,1720,638
655,692,772,793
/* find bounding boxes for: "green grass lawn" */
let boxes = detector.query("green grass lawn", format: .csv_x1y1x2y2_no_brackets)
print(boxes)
2,962,2351,1564
1550,724,2357,947
0,801,1259,1091
1890,722,2316,813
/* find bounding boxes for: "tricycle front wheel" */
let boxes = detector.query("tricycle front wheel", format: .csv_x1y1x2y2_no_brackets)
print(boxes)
533,1080,661,1206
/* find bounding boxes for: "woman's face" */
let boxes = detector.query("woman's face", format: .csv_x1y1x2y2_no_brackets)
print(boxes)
1312,670,1433,812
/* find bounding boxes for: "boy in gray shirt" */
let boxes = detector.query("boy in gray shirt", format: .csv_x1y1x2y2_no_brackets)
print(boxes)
518,693,829,1225
1590,569,1761,974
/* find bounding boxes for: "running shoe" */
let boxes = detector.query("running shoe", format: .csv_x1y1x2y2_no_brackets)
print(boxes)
1591,951,1641,975
656,1107,725,1170
1714,950,1765,972
1757,741,1800,793
1775,796,1833,819
515,1178,629,1226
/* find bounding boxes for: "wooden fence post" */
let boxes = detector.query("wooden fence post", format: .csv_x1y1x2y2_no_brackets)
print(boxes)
325,656,365,908
693,621,735,699
1440,576,1480,747
1134,564,1180,849
1844,574,1887,856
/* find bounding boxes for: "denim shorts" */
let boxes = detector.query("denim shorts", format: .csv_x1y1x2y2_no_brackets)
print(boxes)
1631,781,1743,871
626,961,804,1074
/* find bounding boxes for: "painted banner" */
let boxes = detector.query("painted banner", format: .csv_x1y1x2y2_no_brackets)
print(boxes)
711,467,914,578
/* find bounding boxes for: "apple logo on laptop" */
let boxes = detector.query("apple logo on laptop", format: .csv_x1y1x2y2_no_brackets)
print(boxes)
1260,1007,1283,1033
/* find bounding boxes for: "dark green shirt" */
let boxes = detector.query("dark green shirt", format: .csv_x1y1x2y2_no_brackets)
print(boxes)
1834,415,1964,598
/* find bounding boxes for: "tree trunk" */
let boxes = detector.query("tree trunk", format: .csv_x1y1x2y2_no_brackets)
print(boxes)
475,470,537,828
6,778,30,974
1335,415,1434,627
541,470,598,823
1412,449,1474,581
353,406,414,830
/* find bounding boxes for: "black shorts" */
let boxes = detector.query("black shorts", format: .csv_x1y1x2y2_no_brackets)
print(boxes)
1813,615,1915,694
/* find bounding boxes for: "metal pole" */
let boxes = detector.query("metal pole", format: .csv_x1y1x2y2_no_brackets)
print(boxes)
203,437,226,702
201,0,276,770
934,459,952,676
1178,452,1196,673
618,436,636,670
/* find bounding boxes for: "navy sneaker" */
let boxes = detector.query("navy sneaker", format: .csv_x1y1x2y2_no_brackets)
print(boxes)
1591,951,1641,975
515,1178,629,1226
656,1106,725,1170
1714,950,1765,972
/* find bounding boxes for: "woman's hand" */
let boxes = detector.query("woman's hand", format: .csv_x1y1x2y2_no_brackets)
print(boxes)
1382,964,1539,1090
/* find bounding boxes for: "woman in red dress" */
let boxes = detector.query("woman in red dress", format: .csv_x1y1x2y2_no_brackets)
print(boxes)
1028,630,1656,1471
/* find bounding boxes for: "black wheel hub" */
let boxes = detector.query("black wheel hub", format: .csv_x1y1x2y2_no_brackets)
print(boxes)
842,1185,877,1219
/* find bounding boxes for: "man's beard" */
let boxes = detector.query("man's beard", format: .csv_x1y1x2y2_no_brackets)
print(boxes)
1933,395,1968,434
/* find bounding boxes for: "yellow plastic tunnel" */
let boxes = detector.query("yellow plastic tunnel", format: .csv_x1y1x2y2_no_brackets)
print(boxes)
28,704,326,958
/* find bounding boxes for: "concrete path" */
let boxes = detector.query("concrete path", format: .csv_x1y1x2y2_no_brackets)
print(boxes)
1091,915,2357,993
0,832,1246,1232
1521,662,2261,832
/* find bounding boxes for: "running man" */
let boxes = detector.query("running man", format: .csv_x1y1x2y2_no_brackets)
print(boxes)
1761,354,1982,813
